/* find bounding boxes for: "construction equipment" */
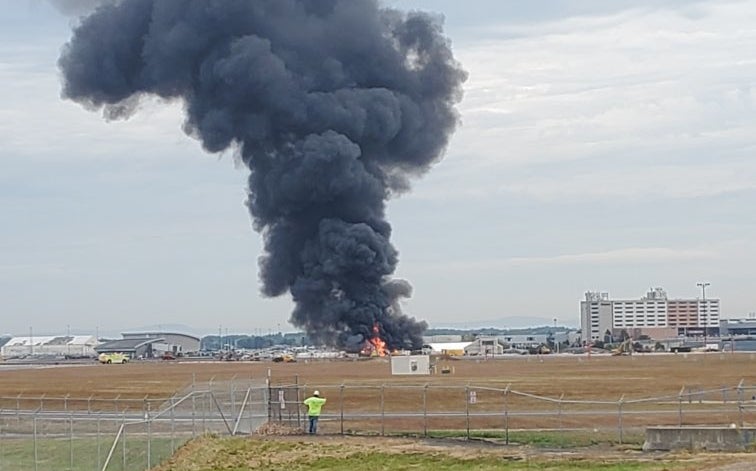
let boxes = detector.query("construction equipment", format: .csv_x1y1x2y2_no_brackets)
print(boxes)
611,338,633,356
527,344,551,355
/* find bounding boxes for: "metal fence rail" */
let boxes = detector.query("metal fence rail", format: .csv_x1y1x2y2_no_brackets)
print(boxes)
0,379,269,471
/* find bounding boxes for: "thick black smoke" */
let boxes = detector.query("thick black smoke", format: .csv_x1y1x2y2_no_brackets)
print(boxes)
59,0,466,349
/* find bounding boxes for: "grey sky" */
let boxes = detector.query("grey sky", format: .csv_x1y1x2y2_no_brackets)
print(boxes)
2,0,755,336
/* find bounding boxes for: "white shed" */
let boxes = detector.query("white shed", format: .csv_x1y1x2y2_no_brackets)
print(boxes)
390,354,430,375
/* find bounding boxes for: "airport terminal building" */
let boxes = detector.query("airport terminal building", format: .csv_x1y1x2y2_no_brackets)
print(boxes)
580,288,720,342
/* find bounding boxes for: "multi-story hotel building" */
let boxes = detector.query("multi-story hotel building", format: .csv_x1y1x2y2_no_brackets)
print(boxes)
580,288,720,342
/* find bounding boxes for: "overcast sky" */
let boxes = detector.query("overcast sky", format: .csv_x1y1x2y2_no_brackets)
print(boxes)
2,0,756,336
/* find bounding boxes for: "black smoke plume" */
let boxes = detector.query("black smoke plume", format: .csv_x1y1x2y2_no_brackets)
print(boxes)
59,0,466,349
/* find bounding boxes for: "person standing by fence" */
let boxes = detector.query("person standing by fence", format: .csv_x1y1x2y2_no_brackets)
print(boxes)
303,390,326,434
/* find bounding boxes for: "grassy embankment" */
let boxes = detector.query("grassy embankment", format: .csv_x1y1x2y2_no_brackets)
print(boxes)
153,435,742,471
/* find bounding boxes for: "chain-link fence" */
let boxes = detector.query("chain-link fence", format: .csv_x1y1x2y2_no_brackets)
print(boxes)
0,378,268,471
1,377,754,470
271,380,756,443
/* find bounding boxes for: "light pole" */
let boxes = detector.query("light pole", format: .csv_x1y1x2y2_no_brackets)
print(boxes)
553,318,559,353
697,282,710,349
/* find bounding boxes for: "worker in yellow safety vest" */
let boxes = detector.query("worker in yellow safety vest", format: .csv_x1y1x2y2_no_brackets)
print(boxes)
303,390,327,434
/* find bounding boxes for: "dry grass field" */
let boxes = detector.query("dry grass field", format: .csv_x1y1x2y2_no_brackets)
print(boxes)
2,352,754,435
1,353,754,401
2,354,755,470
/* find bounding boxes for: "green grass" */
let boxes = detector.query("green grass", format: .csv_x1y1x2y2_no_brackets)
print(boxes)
0,435,179,471
271,453,675,471
413,430,645,448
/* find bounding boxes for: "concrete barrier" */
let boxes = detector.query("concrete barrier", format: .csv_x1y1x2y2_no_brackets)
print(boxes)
643,426,756,452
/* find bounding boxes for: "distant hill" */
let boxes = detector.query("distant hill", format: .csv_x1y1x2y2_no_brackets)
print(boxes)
120,323,207,337
432,316,568,330
426,326,569,336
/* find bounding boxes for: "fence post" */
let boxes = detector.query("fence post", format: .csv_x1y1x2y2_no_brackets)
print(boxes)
202,391,208,434
678,386,684,426
339,384,345,436
617,395,624,445
192,376,197,438
33,415,38,471
147,401,152,470
170,396,176,452
295,375,301,429
230,380,236,423
504,384,510,445
96,417,101,470
0,420,4,471
465,385,470,440
122,413,127,470
737,379,744,428
380,384,385,436
558,393,564,433
423,384,428,438
247,376,256,435
69,413,74,471
266,378,271,425
247,381,253,435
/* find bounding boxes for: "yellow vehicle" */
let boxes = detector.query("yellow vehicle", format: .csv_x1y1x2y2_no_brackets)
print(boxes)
99,352,129,364
272,353,296,363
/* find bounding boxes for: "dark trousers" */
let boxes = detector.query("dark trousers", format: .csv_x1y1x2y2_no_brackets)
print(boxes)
308,415,319,434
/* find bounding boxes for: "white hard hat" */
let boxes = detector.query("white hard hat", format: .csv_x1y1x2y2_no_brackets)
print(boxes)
313,390,320,396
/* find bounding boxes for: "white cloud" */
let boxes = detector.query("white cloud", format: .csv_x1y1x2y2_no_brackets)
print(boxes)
500,162,756,200
434,1,756,201
0,263,72,281
507,247,717,266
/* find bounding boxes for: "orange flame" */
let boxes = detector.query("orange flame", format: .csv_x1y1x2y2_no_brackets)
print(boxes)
362,323,388,357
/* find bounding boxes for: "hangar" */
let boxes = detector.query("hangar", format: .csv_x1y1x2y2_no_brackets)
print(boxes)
0,336,98,358
427,342,471,356
94,337,164,359
121,331,201,355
